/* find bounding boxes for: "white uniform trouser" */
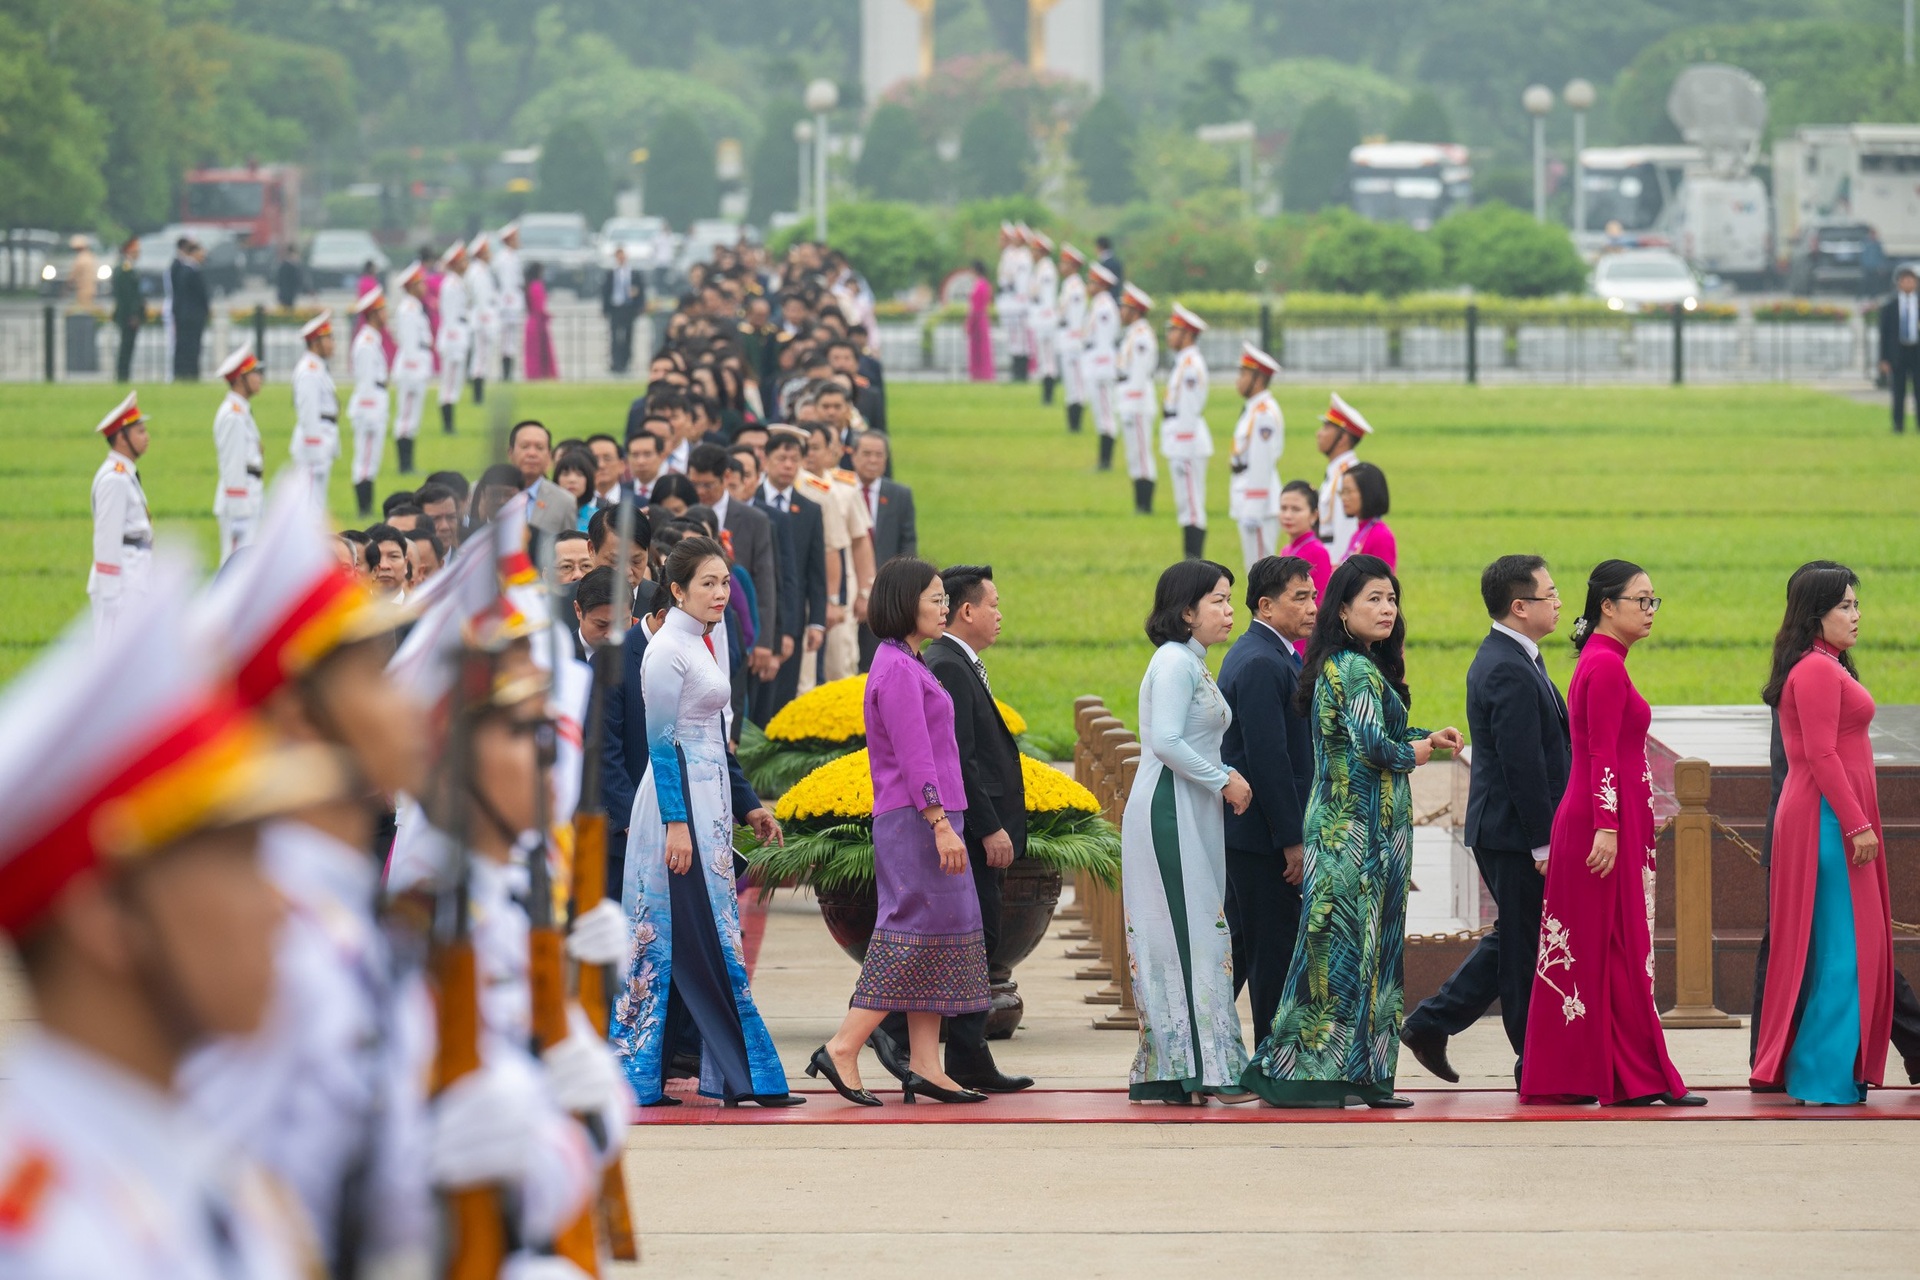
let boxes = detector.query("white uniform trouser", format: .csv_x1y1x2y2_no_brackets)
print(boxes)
1118,390,1157,481
350,397,389,485
218,512,257,562
825,613,859,682
1237,518,1281,573
1170,458,1207,529
1086,358,1116,438
294,430,337,509
393,377,428,440
469,311,497,381
500,306,525,369
999,299,1025,371
1060,341,1086,405
438,328,470,406
90,551,151,642
1033,315,1059,380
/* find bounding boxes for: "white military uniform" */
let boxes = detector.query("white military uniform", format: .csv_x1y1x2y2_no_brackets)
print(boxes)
466,254,498,385
1116,316,1159,482
291,349,339,506
1028,252,1059,381
1230,389,1285,570
799,470,871,689
493,241,525,375
1320,447,1360,561
996,240,1029,373
212,390,263,561
181,821,434,1276
1161,345,1212,531
392,292,434,443
1056,269,1088,408
348,323,391,486
1083,289,1120,439
89,450,152,640
436,266,471,410
0,1032,316,1280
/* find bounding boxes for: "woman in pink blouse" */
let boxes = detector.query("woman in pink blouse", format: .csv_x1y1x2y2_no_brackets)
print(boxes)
1339,462,1396,569
1279,480,1332,655
810,558,991,1107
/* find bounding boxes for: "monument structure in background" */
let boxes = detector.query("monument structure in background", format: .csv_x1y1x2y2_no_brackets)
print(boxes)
861,0,1103,103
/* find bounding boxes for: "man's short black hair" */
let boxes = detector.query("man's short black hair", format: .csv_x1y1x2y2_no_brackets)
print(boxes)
574,565,616,615
362,523,407,571
555,528,589,548
729,445,761,478
381,490,416,516
765,431,804,456
586,432,620,452
940,564,993,612
423,470,469,500
627,426,664,450
687,442,730,477
1481,554,1550,620
477,463,524,493
405,528,445,565
386,503,424,520
1245,556,1314,612
587,503,653,552
508,419,551,449
416,481,458,508
651,389,689,416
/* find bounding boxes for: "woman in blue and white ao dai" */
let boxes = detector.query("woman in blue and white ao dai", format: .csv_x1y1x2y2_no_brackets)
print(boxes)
611,605,789,1105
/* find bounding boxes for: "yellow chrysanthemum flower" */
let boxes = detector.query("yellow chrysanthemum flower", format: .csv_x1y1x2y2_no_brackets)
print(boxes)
1019,754,1098,814
763,673,1027,744
774,751,1093,824
996,698,1027,735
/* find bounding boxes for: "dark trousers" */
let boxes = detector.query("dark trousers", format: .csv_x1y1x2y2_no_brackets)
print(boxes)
657,854,752,1101
1405,847,1544,1062
1223,846,1303,1040
173,319,205,381
609,310,636,373
857,623,878,673
1892,348,1920,430
115,322,140,382
756,638,804,723
881,828,1003,1070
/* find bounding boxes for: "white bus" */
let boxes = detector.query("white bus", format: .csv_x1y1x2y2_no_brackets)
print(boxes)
1574,146,1700,254
1347,143,1472,230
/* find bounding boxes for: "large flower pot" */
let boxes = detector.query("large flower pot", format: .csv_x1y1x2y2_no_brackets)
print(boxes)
812,858,1063,1040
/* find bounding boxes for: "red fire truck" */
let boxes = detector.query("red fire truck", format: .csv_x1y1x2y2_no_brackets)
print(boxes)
181,164,302,275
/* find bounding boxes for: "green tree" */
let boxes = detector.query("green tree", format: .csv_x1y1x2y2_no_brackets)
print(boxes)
948,196,1054,271
854,103,938,201
1298,208,1440,295
1433,201,1586,296
1181,55,1249,129
957,101,1028,199
1123,193,1260,292
1280,96,1361,213
747,99,807,226
538,117,614,224
647,107,717,230
1071,94,1140,206
0,13,107,229
1387,89,1455,143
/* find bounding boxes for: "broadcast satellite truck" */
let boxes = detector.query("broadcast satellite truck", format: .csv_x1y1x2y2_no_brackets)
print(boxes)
1773,125,1920,261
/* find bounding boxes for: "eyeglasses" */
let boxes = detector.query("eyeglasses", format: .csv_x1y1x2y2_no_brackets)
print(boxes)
1614,595,1662,614
1514,592,1560,603
925,593,950,608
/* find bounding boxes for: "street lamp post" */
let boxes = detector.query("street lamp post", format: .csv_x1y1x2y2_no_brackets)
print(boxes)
1523,84,1554,223
1564,79,1596,235
793,119,813,219
805,79,839,242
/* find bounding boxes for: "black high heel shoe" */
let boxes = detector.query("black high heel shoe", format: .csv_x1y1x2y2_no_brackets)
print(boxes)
806,1046,883,1107
901,1072,988,1104
1610,1091,1707,1107
1364,1094,1416,1109
724,1093,807,1108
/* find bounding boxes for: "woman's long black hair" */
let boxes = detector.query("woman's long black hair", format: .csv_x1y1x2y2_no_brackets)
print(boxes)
1569,558,1645,653
1761,560,1859,707
1295,554,1409,714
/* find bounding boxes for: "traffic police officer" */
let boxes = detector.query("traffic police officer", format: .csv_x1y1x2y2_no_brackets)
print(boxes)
212,344,265,562
390,261,433,474
1316,392,1372,561
1160,303,1212,559
1083,261,1121,468
436,241,472,435
1229,343,1286,571
88,392,153,640
1116,283,1159,513
800,422,874,685
347,287,392,518
291,310,339,508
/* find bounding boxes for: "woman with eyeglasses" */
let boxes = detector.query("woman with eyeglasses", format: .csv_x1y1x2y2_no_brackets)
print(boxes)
611,535,800,1107
1751,564,1892,1104
1520,559,1704,1106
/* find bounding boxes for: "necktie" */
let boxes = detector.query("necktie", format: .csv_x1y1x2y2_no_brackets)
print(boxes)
1533,652,1552,686
973,657,991,692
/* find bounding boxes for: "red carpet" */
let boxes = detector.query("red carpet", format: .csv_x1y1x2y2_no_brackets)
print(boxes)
635,1085,1920,1125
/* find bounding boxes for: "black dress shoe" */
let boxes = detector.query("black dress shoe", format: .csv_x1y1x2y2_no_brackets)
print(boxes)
805,1046,882,1107
901,1072,988,1104
637,1095,682,1108
1364,1093,1416,1109
1399,1022,1459,1084
950,1066,1034,1093
865,1027,912,1085
667,1050,701,1079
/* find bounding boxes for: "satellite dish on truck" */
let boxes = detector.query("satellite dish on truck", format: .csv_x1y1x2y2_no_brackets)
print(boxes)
1666,64,1767,176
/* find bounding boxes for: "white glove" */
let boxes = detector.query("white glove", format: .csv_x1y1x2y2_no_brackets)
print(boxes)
543,1026,625,1116
428,1064,539,1187
564,899,630,967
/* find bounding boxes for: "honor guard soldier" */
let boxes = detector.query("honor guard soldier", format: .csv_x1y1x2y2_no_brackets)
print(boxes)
1316,392,1372,561
801,423,875,685
996,223,1031,382
347,287,392,518
1028,229,1060,403
494,223,526,382
1083,261,1121,467
0,564,343,1280
1056,244,1089,432
212,344,265,562
1161,303,1212,559
1116,283,1159,513
1229,343,1285,571
291,310,339,508
435,241,472,434
88,393,153,640
390,262,433,474
465,232,498,406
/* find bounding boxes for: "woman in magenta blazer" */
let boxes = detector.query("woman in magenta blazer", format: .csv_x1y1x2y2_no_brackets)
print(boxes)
1339,462,1396,570
809,558,991,1107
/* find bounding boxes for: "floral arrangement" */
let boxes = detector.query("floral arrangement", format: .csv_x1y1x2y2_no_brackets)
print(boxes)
744,749,1120,890
738,674,1032,797
1751,299,1852,324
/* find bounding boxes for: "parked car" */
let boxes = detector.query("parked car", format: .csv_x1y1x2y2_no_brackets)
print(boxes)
0,229,64,293
1590,248,1702,313
598,215,676,294
306,229,390,290
38,234,110,299
517,213,600,295
1784,221,1887,297
132,225,245,298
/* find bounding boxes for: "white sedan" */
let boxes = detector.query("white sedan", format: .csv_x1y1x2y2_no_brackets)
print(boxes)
1591,249,1702,313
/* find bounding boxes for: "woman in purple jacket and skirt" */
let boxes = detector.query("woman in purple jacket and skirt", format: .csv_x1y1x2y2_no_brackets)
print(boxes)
809,558,993,1106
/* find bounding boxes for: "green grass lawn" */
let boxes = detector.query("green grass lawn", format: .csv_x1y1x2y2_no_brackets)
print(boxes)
4,379,1915,742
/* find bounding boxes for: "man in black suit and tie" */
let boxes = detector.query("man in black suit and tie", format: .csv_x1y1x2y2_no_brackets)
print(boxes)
1879,264,1920,433
1402,555,1570,1085
735,447,799,726
169,238,210,381
1218,556,1318,1039
870,565,1033,1093
850,432,918,671
601,246,645,374
758,429,828,717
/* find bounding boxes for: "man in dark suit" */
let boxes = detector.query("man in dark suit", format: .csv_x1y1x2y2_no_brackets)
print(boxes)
1218,556,1318,1039
759,430,827,717
1402,554,1570,1085
738,447,800,726
850,432,918,671
170,238,210,381
871,565,1032,1093
1095,234,1124,301
687,443,777,678
1879,264,1920,433
601,246,645,375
